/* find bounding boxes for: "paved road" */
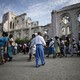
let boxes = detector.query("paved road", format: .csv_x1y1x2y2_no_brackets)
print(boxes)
0,53,80,80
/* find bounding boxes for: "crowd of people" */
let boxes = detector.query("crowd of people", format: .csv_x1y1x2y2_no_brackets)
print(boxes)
0,32,16,64
46,36,80,58
26,33,80,67
0,31,80,68
0,32,46,68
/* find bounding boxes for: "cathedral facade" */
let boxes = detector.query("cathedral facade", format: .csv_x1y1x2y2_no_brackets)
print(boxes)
51,3,80,41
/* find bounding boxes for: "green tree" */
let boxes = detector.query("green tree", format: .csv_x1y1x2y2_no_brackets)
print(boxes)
15,38,30,44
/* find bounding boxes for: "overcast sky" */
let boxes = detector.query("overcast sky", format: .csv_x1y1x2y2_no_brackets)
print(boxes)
0,0,80,26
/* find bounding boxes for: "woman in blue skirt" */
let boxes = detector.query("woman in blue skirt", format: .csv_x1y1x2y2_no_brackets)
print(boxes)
7,38,13,61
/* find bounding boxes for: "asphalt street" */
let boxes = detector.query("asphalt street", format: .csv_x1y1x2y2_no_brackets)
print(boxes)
0,53,80,80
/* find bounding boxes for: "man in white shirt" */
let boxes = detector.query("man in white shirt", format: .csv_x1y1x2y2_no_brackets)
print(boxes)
33,32,46,67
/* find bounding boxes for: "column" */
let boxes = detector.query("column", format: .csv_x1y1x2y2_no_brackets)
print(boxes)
29,27,31,39
21,30,23,39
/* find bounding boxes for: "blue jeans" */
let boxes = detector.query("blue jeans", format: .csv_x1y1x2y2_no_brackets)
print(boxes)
36,44,45,66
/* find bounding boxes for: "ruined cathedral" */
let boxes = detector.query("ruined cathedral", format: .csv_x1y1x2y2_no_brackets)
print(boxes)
0,3,80,42
51,3,80,41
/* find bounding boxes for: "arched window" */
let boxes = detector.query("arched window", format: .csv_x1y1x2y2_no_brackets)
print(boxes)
43,28,48,35
62,27,65,35
43,28,49,40
61,14,70,25
67,26,71,34
13,23,14,29
60,13,71,37
10,22,12,29
77,11,80,33
77,12,80,22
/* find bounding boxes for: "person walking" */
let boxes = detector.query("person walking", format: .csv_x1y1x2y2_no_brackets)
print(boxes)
34,32,46,67
0,32,8,64
9,34,15,55
64,37,70,57
71,38,78,56
54,36,61,57
7,34,15,61
27,34,36,61
59,38,65,57
46,38,55,58
7,38,13,61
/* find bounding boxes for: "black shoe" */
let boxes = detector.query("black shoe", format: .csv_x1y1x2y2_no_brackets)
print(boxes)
36,65,40,68
0,61,4,65
8,59,12,62
46,55,49,58
65,55,67,57
71,55,73,57
53,56,56,58
42,63,45,66
27,59,31,62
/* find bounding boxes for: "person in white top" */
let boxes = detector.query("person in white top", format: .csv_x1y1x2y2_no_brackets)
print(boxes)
27,34,36,61
46,38,55,58
14,43,17,54
71,38,78,56
34,32,46,67
9,34,15,55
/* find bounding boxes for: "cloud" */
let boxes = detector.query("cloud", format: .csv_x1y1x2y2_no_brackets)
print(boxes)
25,2,50,25
0,0,80,25
0,3,18,21
25,0,80,25
25,0,68,25
0,3,7,22
0,3,13,15
25,1,53,22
